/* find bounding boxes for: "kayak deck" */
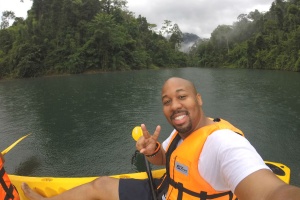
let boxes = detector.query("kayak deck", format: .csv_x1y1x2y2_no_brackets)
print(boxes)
9,169,166,199
9,161,290,200
264,161,290,184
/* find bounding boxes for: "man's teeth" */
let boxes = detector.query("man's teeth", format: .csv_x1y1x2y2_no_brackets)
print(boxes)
175,115,185,120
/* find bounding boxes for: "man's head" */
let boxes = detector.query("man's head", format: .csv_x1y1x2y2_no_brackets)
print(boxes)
161,77,204,138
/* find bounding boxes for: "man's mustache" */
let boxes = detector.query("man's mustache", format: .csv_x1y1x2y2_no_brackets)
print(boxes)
170,110,189,119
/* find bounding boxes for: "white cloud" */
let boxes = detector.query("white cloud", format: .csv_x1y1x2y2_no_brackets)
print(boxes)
0,0,274,38
127,0,274,37
0,0,32,19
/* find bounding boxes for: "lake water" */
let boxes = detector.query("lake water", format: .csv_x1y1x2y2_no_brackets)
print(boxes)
0,67,299,186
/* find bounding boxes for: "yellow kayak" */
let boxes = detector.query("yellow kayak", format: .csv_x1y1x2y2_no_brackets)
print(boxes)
264,161,290,184
9,161,290,200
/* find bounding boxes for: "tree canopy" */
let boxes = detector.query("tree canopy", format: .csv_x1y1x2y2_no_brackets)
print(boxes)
0,0,186,78
0,0,299,79
189,0,300,71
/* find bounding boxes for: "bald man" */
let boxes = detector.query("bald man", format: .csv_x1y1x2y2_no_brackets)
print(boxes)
22,77,300,200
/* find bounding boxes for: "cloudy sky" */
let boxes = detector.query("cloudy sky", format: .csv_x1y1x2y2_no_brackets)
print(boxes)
1,0,274,38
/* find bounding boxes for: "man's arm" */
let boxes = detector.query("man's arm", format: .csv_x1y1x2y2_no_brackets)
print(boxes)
235,169,300,200
146,147,166,166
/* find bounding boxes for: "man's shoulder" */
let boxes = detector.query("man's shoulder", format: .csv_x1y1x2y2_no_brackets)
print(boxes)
201,129,267,192
207,129,246,145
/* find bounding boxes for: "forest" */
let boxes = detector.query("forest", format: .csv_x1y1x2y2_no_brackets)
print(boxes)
189,0,300,71
0,0,299,79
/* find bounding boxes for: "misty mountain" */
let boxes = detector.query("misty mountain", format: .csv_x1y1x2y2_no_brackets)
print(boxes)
180,33,201,53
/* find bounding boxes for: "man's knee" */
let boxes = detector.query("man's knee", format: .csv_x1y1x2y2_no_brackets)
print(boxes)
92,176,119,193
92,176,110,189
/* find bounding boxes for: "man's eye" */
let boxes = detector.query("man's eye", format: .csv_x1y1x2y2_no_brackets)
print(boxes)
163,100,171,105
179,96,186,99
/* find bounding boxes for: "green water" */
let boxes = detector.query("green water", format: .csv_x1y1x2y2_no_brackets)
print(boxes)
0,68,299,186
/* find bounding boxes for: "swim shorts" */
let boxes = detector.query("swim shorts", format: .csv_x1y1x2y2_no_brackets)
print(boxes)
119,178,162,200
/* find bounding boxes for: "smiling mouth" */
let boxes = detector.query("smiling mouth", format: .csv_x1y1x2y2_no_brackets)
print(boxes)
171,111,189,123
175,115,186,120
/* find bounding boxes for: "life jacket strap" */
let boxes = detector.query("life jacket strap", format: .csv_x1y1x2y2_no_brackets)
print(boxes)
0,167,15,200
169,178,234,200
155,174,169,199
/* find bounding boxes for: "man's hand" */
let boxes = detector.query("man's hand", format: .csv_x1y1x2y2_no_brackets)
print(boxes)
136,124,161,156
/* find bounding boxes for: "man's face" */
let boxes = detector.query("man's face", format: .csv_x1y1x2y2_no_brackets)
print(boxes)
161,78,202,136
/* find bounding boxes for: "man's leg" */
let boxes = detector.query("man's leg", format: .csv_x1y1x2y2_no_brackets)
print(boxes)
22,176,120,200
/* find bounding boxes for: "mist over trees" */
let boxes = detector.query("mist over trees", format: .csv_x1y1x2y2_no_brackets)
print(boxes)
0,0,299,79
189,0,300,71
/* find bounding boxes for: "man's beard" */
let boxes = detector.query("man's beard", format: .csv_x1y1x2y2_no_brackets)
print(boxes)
173,117,193,135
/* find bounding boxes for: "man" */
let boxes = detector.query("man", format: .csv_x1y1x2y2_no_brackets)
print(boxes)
22,77,300,199
0,152,20,200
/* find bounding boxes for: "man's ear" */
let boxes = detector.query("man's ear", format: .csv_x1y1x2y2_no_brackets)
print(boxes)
196,93,203,106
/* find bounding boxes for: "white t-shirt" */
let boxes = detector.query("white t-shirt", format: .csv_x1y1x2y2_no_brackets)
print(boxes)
162,129,270,192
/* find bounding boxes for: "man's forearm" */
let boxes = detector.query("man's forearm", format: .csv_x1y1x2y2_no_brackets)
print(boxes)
268,184,300,200
147,147,166,166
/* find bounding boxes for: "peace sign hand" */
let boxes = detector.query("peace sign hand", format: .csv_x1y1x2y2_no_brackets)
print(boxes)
136,124,161,156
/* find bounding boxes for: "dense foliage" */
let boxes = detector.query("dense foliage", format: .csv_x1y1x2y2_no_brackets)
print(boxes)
0,0,186,78
189,0,300,71
0,0,299,79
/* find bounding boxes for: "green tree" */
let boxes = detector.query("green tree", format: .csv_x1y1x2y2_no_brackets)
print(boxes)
169,23,183,50
1,0,188,79
1,11,16,29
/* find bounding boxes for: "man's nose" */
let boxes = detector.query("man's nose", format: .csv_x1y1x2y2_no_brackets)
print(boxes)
171,99,182,110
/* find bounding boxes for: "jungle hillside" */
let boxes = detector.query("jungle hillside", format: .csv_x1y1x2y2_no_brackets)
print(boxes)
0,0,299,79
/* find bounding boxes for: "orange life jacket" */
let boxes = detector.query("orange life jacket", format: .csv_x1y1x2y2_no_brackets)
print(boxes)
0,159,20,200
164,118,244,200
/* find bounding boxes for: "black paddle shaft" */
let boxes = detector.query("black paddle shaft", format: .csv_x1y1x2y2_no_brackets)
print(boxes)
144,156,158,200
